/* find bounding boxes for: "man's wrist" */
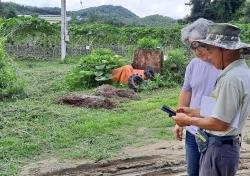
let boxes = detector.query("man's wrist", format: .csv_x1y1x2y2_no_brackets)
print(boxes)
189,116,201,126
192,109,200,117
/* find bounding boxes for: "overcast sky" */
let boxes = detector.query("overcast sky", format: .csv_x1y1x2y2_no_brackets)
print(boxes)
2,0,191,19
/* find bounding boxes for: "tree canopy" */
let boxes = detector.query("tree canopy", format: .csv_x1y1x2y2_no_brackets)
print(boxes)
185,0,247,23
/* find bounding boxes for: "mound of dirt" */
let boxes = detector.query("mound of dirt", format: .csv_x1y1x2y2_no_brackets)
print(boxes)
57,94,116,109
95,84,140,99
57,85,140,109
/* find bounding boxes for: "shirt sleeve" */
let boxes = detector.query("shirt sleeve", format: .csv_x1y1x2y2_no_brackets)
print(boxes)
182,61,192,92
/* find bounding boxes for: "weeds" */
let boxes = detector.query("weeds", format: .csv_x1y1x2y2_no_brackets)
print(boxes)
0,37,25,100
136,37,161,50
0,59,179,175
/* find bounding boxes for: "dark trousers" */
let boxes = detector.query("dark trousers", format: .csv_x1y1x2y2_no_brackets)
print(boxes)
199,141,240,176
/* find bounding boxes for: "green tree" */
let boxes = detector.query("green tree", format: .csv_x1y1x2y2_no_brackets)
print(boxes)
186,0,211,21
241,0,250,22
87,12,104,23
186,0,245,22
6,7,17,19
0,1,5,18
212,0,245,22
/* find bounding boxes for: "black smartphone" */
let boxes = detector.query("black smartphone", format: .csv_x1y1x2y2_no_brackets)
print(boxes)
161,105,176,117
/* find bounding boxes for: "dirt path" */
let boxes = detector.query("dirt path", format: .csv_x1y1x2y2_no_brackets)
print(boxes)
21,118,250,176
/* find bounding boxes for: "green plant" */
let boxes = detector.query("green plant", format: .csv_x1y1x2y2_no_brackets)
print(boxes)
62,55,83,64
65,48,126,89
142,73,166,90
136,37,161,50
162,48,189,88
0,37,25,100
0,17,60,46
236,23,250,44
1,59,179,175
123,45,137,64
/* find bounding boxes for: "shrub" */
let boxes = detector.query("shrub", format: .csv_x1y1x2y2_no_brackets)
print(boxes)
0,38,25,100
162,48,190,88
65,48,126,89
136,37,161,50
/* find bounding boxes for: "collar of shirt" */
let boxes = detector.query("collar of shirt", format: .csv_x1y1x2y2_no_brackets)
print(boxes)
216,59,248,83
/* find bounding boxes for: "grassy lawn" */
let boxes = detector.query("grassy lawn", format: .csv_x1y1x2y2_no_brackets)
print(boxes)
0,59,180,176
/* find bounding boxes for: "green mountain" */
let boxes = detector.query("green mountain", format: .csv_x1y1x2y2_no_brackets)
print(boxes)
1,2,61,16
129,14,176,27
1,2,177,27
71,5,138,19
69,5,176,26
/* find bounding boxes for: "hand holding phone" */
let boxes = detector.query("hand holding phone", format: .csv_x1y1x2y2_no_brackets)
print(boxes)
161,105,176,117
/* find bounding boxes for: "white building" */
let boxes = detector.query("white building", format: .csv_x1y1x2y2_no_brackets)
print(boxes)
17,15,32,18
38,15,71,24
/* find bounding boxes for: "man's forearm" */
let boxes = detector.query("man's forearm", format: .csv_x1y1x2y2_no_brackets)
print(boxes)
188,117,229,131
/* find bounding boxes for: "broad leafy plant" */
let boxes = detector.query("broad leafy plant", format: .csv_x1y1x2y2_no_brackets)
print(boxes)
65,48,126,89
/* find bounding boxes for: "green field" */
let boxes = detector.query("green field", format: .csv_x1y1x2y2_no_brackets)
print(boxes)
0,59,179,176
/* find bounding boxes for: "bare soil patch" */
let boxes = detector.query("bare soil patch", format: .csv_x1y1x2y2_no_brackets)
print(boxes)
57,94,116,109
56,84,139,109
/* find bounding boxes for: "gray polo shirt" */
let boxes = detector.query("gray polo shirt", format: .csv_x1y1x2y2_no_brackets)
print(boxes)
208,59,250,136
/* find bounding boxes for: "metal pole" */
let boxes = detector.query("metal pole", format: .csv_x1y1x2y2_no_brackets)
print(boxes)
61,0,67,61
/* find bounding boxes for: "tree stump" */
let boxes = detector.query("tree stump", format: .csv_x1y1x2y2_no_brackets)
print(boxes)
132,49,163,73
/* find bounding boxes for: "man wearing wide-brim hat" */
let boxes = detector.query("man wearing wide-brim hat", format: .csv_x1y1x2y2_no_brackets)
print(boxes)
173,23,250,176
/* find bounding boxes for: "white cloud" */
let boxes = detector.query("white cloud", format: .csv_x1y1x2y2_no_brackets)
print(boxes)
2,0,191,19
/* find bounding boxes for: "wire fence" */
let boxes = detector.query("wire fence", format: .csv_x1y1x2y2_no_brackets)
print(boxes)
5,43,131,60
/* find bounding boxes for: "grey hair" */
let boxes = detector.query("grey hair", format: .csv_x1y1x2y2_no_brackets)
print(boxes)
181,18,213,47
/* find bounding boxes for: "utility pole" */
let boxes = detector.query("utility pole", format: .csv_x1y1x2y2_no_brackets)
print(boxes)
61,0,67,61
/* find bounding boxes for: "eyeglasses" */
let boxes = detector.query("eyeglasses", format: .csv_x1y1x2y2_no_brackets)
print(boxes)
190,41,206,50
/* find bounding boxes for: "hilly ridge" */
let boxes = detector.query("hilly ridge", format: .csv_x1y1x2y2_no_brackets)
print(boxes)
72,5,138,19
1,2,176,27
